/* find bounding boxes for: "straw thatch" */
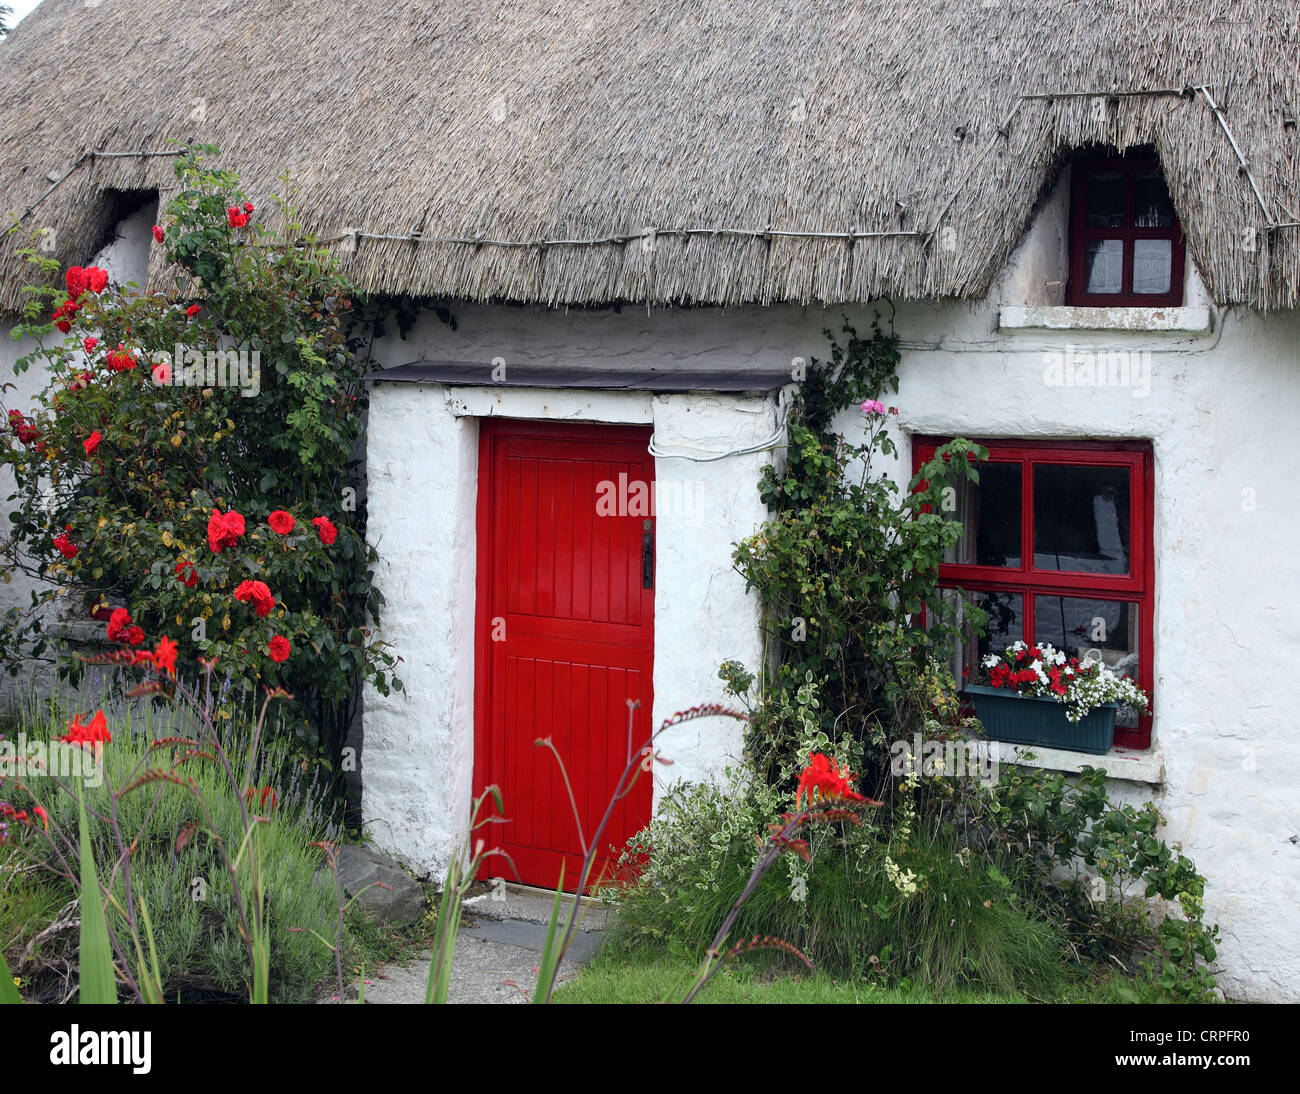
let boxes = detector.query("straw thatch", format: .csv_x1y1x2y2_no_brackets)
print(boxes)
1,0,1298,311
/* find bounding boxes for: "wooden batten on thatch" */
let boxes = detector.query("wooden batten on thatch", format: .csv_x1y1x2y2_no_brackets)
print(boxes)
1,0,1298,312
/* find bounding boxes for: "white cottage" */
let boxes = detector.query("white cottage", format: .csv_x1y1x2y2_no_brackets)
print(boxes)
1,0,1298,1001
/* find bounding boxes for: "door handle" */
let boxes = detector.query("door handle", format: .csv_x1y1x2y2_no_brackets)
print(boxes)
642,524,654,589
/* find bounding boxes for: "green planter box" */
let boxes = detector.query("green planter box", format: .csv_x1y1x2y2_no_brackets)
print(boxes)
964,684,1117,755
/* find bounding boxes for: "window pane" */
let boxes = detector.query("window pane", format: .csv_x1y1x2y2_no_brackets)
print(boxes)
1134,170,1174,228
1084,239,1124,293
1085,171,1125,228
943,461,1021,567
1133,239,1172,294
1033,595,1141,726
951,589,1024,686
1032,464,1130,574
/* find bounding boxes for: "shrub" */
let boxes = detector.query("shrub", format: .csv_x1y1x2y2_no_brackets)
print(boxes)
6,695,339,1002
1,145,399,772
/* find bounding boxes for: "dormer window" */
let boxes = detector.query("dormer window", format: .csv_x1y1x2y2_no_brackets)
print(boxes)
1067,153,1185,306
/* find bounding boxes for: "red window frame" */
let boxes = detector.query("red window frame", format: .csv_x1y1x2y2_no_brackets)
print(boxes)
914,438,1154,750
1066,154,1185,307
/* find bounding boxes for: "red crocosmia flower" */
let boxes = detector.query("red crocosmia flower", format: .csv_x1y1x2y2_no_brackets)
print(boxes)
106,344,137,372
32,805,48,831
52,527,77,559
61,709,111,746
152,225,165,244
267,635,291,663
83,430,102,456
268,510,295,535
795,753,867,810
243,202,255,214
207,508,246,553
174,559,199,588
151,635,178,677
185,304,201,317
83,336,98,353
311,516,337,545
244,786,277,812
124,626,145,647
106,607,131,642
227,206,250,228
233,579,275,617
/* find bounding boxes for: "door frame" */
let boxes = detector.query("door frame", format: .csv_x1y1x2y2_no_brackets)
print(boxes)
472,417,657,888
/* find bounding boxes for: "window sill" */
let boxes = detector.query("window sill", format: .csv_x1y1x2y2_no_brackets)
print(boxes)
989,740,1165,786
998,304,1212,334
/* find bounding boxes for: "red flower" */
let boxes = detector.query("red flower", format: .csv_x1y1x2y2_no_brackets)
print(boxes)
106,344,137,372
185,304,202,317
243,202,255,214
65,267,86,296
106,607,131,642
86,267,108,293
9,410,40,446
32,805,48,831
65,266,107,297
52,526,77,559
311,516,337,545
268,510,295,535
83,337,98,353
61,710,111,746
207,508,246,553
234,579,275,617
174,559,199,588
152,225,165,244
795,753,866,810
244,786,277,812
124,625,145,647
267,635,291,663
83,430,101,456
227,206,250,228
52,301,75,333
151,635,178,677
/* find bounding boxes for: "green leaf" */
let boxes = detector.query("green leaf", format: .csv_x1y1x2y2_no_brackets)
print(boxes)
77,781,118,1004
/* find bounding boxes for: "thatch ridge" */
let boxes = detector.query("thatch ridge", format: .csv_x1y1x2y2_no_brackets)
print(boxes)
1,0,1298,311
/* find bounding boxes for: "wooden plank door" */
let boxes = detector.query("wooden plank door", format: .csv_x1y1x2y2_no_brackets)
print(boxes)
474,420,655,891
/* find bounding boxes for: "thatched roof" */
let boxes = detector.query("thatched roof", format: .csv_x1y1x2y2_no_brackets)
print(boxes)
1,0,1298,311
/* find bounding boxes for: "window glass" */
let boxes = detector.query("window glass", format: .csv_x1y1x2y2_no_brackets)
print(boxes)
1033,464,1130,574
1084,239,1124,293
1134,170,1175,227
944,461,1021,567
1133,239,1173,294
1085,171,1126,228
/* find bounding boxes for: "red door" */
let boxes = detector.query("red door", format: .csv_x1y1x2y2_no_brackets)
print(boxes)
474,420,655,891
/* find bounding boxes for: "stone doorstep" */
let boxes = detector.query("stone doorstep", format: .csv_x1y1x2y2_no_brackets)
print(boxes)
465,881,616,931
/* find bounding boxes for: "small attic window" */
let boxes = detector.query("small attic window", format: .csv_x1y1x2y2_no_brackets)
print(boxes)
1066,153,1184,306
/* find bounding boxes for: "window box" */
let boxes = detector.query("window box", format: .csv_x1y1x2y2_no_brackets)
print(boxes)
964,684,1117,755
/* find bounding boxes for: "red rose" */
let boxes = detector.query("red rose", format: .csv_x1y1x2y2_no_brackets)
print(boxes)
268,510,295,535
106,607,131,642
267,635,291,663
83,337,98,353
85,267,108,294
152,225,165,244
207,508,246,553
9,410,40,446
65,266,87,296
124,625,145,647
243,202,255,213
83,430,101,456
227,207,250,228
233,579,275,617
52,527,77,559
52,302,73,333
174,559,199,588
185,304,202,317
106,344,137,372
311,516,337,545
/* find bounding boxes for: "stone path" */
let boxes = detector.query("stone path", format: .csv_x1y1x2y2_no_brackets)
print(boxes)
355,885,611,1004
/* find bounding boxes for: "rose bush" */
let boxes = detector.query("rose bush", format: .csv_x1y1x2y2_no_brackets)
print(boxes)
1,146,400,780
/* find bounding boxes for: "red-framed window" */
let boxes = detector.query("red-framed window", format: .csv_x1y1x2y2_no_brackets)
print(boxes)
1066,153,1185,307
914,438,1155,750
